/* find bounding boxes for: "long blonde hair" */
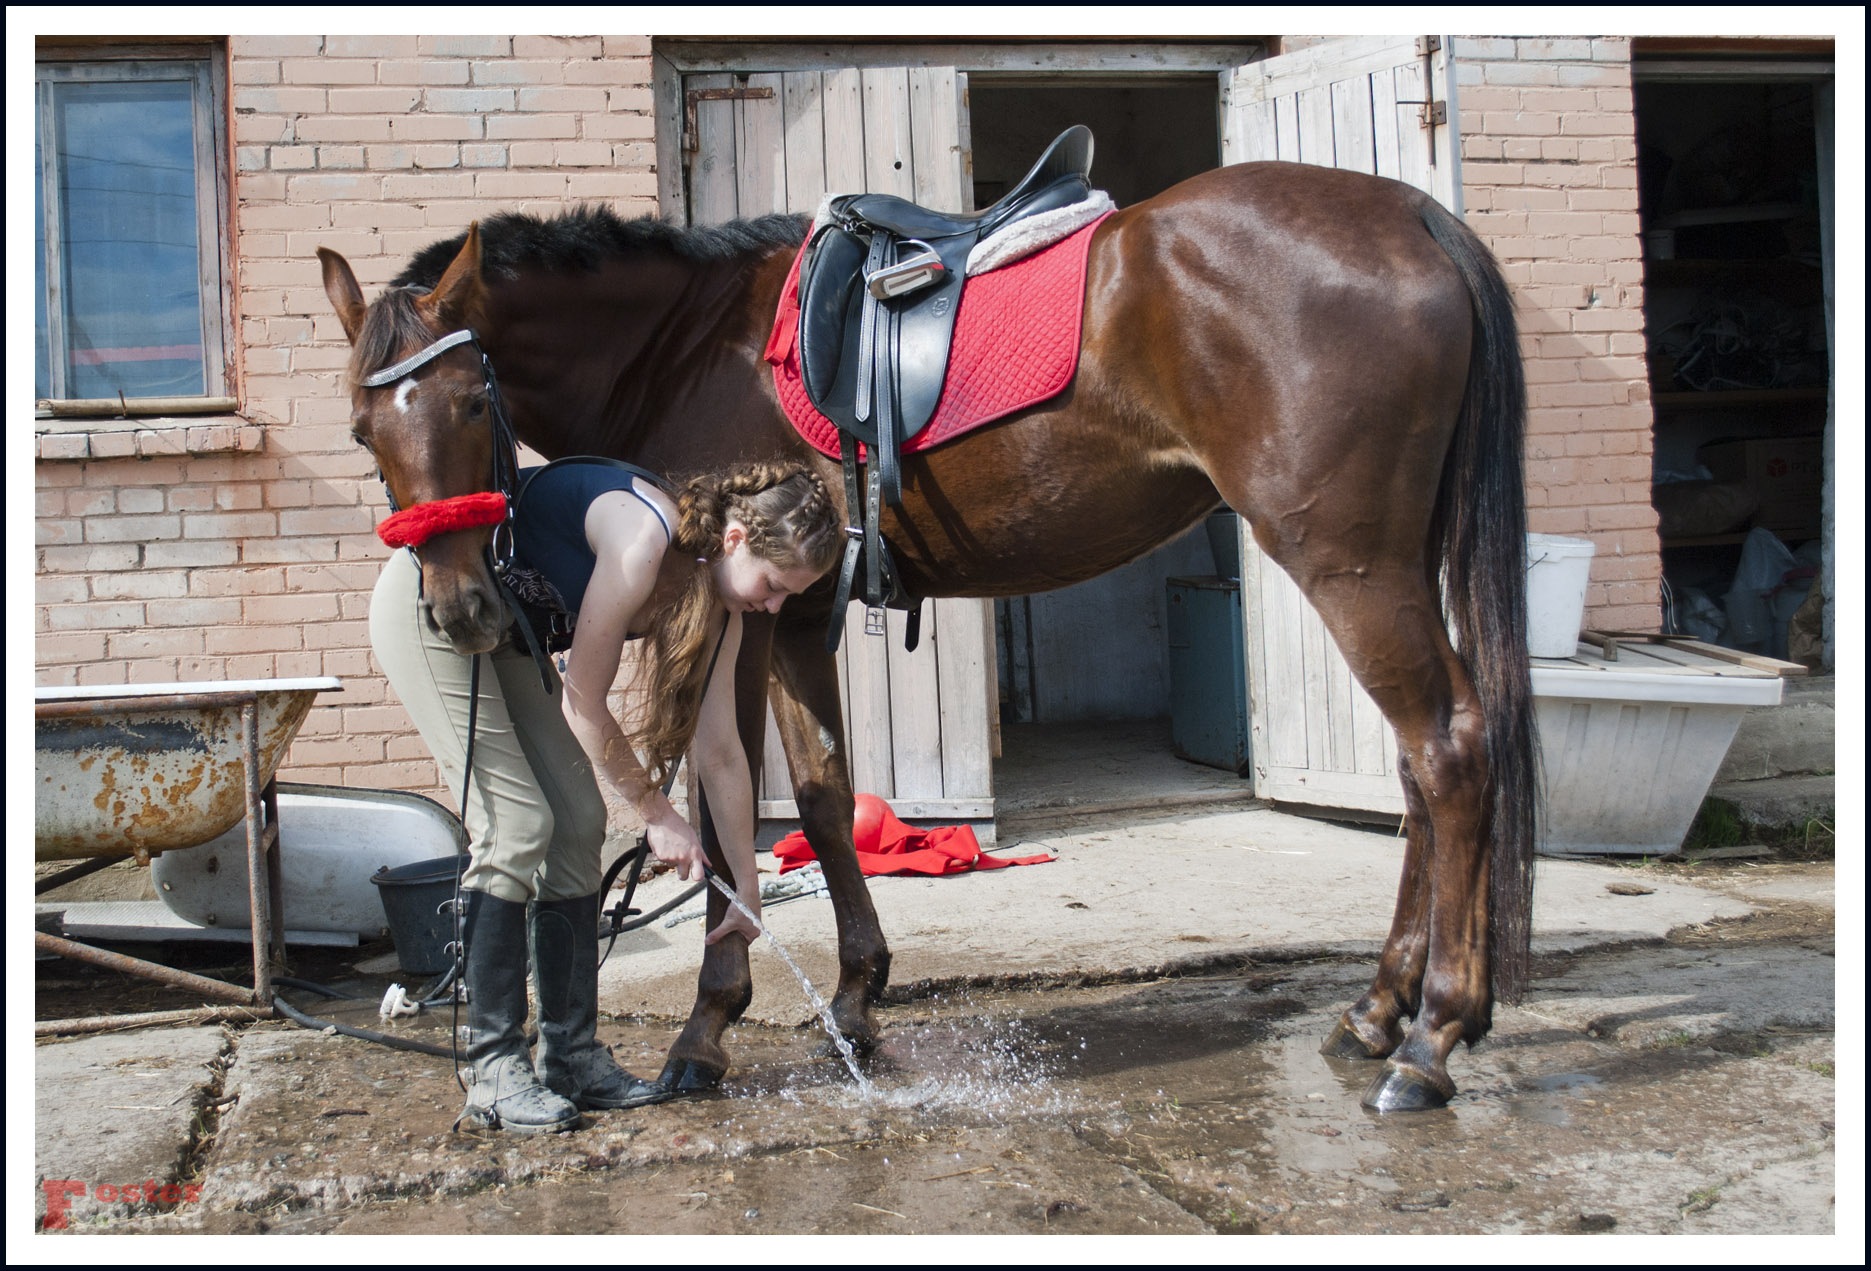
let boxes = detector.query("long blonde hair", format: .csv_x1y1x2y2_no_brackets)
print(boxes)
634,461,841,786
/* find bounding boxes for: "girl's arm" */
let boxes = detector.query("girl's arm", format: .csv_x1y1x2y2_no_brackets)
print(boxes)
558,491,708,882
687,610,764,946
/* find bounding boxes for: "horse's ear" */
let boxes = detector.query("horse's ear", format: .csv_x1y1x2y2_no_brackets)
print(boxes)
318,247,367,346
424,222,487,332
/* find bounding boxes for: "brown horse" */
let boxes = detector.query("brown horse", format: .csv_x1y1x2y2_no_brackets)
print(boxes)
319,158,1535,1112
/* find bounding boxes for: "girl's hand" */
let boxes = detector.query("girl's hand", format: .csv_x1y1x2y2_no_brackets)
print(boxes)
704,883,763,947
645,814,708,883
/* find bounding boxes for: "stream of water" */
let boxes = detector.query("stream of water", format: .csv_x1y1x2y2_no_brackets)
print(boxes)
708,873,874,1096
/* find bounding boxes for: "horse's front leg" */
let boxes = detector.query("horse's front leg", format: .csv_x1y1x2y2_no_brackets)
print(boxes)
767,613,891,1050
658,614,773,1093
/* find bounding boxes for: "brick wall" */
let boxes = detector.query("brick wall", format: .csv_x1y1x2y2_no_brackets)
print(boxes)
33,35,659,796
1452,35,1662,632
33,32,1666,802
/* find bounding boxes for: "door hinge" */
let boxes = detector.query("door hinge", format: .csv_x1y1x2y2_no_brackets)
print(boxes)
684,86,775,154
1415,35,1441,56
1421,100,1448,127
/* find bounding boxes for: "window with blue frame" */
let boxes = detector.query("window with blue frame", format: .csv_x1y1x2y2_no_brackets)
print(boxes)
35,47,231,408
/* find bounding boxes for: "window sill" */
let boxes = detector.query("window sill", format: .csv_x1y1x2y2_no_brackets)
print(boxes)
33,415,264,461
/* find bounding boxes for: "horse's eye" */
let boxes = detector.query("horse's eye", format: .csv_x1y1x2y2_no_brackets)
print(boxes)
466,396,488,419
350,430,369,448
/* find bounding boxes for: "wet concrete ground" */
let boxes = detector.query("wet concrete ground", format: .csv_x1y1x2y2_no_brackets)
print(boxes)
25,803,1858,1254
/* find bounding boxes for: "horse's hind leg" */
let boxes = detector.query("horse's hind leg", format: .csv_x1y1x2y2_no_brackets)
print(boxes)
1280,555,1495,1110
1321,756,1433,1060
766,612,891,1048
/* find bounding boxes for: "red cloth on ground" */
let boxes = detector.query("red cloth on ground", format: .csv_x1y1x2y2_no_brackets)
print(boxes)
763,213,1112,460
774,794,1053,878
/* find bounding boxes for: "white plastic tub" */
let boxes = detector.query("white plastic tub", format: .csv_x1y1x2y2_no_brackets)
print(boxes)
150,782,466,938
1531,643,1784,857
1526,533,1596,658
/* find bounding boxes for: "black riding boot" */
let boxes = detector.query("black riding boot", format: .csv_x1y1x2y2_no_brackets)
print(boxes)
455,889,581,1134
531,892,673,1110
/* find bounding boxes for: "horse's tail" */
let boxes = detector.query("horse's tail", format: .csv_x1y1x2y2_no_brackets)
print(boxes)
1418,198,1539,1005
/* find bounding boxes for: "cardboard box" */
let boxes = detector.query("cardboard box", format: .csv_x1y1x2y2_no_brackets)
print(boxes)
1697,436,1824,539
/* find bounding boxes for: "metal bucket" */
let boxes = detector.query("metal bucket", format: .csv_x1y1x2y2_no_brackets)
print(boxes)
370,855,469,974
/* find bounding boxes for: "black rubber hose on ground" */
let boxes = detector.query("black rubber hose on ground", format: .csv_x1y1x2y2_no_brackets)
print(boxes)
271,990,459,1059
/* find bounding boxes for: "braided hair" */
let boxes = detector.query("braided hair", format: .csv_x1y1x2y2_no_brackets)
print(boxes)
634,461,841,786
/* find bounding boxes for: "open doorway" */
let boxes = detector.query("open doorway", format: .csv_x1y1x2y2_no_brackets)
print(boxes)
968,77,1255,824
1633,64,1833,669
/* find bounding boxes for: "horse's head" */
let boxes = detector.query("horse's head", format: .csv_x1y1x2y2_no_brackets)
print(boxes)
320,227,512,654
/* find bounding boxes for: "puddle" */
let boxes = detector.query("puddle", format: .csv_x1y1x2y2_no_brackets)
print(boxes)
88,942,1835,1237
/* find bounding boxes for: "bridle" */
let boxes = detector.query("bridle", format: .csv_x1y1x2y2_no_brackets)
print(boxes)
362,326,522,576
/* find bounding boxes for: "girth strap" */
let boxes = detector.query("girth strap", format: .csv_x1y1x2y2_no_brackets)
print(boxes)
827,427,921,655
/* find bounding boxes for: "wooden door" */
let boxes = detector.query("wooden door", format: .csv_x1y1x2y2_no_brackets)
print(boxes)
683,67,998,831
1221,36,1459,815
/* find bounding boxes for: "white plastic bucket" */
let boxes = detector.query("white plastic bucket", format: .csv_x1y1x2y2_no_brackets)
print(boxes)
1526,533,1595,658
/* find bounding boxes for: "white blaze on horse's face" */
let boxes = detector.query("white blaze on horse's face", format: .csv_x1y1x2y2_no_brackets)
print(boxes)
394,379,418,416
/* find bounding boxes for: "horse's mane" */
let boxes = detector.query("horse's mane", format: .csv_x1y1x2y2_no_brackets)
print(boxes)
393,206,809,287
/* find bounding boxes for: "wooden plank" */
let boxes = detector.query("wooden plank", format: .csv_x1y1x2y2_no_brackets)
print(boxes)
1264,765,1408,816
1298,586,1333,774
1273,93,1300,163
1231,35,1422,103
734,72,787,217
1585,632,1804,677
665,41,1266,77
653,53,687,218
1294,83,1335,167
955,70,976,209
842,607,894,798
1391,56,1435,194
780,71,828,215
686,71,738,223
886,604,946,800
760,701,791,805
1323,628,1359,772
821,67,867,195
1351,669,1392,777
935,597,994,801
860,67,916,198
1371,63,1404,181
1254,547,1311,771
760,798,995,821
1330,74,1378,174
907,66,965,209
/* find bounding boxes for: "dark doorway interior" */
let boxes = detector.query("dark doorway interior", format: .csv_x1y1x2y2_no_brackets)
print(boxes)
1634,76,1831,665
967,78,1252,813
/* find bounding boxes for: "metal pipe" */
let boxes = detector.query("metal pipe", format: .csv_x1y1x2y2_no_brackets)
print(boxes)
33,932,257,1006
34,855,130,896
35,1004,266,1038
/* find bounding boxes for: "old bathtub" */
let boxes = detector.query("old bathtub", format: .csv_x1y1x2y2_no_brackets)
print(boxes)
34,677,341,1008
35,678,341,862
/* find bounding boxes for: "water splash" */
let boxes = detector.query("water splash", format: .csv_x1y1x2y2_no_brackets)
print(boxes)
708,872,874,1097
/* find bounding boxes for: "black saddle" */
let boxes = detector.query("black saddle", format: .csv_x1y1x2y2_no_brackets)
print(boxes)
798,126,1095,653
798,125,1094,453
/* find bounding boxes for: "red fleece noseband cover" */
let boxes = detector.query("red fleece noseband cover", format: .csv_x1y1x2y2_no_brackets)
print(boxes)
376,492,509,548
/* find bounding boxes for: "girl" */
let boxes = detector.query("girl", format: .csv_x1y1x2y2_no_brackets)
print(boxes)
370,459,841,1133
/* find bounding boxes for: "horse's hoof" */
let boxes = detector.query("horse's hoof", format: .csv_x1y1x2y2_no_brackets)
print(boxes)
812,1033,877,1062
656,1056,725,1096
1321,1017,1389,1061
1361,1063,1454,1112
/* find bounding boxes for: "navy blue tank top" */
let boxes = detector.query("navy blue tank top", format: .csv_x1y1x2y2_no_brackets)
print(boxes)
506,460,672,637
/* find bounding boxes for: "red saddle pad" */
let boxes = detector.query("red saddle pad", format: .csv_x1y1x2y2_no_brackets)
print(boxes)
764,213,1112,460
